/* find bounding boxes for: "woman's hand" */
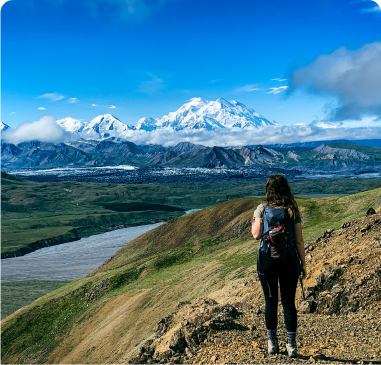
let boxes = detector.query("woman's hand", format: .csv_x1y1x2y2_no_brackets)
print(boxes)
301,264,307,279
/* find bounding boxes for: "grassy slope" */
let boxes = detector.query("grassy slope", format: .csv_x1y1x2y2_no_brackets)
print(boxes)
1,281,71,319
1,186,381,364
2,173,380,256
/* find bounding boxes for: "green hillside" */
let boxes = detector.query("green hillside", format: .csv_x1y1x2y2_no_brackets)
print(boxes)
2,186,381,364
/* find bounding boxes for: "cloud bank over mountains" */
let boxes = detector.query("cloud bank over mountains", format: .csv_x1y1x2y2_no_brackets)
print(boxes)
2,116,71,145
101,123,381,148
289,41,381,122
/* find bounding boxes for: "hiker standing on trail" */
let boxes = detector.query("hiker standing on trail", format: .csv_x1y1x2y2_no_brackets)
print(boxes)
251,174,306,358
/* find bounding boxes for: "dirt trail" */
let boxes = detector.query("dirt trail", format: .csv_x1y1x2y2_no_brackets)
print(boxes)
130,212,381,364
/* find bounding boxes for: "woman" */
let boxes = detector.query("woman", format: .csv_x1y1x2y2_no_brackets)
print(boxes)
251,174,306,358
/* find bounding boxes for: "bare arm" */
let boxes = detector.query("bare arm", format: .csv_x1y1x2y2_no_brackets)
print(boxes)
251,217,263,240
294,222,307,278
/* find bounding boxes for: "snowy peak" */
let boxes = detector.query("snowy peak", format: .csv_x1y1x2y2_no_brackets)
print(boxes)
85,114,125,131
57,114,136,140
201,98,275,128
82,114,136,139
136,117,157,131
57,118,85,133
1,122,10,132
144,97,276,131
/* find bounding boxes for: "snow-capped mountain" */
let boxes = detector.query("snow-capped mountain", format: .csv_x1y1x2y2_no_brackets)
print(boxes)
1,122,10,132
137,97,277,131
57,114,136,139
136,117,157,132
56,99,276,140
82,114,135,139
56,118,85,133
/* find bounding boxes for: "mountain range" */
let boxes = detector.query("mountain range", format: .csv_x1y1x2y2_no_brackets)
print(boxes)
1,98,277,141
2,137,381,172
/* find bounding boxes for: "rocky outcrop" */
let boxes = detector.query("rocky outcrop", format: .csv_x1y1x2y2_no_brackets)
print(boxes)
85,279,111,303
299,213,381,316
129,298,247,364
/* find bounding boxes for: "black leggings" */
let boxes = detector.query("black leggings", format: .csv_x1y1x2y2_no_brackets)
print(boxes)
258,250,299,332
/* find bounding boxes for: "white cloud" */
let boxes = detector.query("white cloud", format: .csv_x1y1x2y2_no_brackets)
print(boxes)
10,112,15,115
139,73,164,94
38,107,46,110
39,92,65,102
235,84,261,93
2,115,71,144
109,122,381,147
4,115,381,147
92,104,97,107
272,78,288,82
109,105,116,109
267,86,288,94
361,5,381,13
289,41,381,121
68,98,78,103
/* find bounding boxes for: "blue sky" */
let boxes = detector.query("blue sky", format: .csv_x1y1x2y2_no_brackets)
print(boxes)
2,0,381,128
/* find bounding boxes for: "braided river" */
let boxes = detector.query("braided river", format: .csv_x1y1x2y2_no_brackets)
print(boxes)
1,223,162,282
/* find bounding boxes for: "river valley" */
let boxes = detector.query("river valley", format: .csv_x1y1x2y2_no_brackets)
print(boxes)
1,223,163,318
1,223,162,283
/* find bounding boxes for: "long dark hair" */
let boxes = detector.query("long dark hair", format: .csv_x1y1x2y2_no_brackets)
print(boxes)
265,174,299,219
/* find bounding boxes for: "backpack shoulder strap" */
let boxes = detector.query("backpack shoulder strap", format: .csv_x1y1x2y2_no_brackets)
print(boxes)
262,203,267,220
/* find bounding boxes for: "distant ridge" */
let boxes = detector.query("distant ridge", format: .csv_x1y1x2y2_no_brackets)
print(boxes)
251,139,381,150
266,139,353,149
2,138,381,172
1,171,23,181
352,139,381,148
169,142,206,152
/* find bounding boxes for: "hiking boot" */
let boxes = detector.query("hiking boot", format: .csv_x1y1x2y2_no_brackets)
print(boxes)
285,342,297,358
267,339,279,354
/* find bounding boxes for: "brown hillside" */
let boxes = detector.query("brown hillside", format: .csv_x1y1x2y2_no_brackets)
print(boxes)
129,212,381,364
